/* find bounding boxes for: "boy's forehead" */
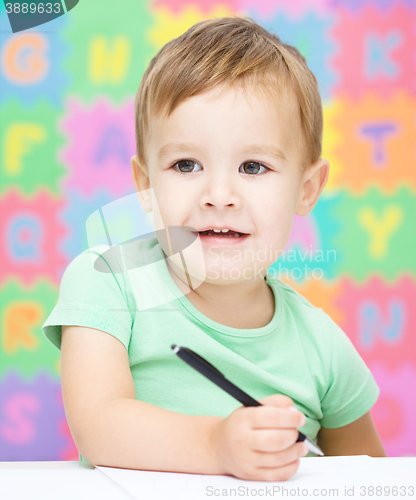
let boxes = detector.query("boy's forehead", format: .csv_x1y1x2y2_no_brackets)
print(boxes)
147,82,304,161
152,81,299,121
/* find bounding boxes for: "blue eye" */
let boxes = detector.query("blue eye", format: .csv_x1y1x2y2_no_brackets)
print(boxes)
171,159,269,174
240,161,269,175
171,160,202,173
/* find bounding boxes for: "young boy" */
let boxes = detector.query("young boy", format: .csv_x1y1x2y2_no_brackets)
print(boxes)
43,16,385,481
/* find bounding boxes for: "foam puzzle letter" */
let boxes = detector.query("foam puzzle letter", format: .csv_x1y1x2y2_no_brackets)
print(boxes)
2,34,49,84
359,122,398,168
0,392,40,444
3,302,41,354
8,213,42,261
4,123,46,176
366,31,401,80
89,36,130,84
359,298,405,348
358,205,403,258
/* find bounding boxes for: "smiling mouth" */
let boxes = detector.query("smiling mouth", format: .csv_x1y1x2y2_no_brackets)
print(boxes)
198,230,246,237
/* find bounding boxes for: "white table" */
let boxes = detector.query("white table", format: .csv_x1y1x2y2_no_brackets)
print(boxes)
0,460,131,500
0,457,415,499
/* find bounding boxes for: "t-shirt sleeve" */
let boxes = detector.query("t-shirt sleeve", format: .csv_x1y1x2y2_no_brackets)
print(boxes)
42,245,133,351
319,313,380,428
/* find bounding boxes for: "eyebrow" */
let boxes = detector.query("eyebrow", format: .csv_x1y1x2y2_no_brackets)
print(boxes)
157,142,287,161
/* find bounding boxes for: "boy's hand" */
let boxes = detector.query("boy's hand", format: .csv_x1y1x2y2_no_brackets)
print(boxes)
210,394,308,481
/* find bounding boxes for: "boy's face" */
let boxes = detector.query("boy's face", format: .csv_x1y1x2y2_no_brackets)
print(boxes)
132,83,328,284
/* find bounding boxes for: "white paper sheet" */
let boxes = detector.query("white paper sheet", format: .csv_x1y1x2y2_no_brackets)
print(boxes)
97,456,416,500
0,466,133,500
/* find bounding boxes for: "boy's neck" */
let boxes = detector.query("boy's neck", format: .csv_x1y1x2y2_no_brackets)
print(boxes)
165,258,275,329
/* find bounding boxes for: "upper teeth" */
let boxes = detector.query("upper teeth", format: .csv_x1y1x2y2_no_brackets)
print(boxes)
199,228,243,237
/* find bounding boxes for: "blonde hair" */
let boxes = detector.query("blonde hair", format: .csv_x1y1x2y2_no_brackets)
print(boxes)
134,16,323,170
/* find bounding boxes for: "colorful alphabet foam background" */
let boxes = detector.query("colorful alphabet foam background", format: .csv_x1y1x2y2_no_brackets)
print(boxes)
0,0,415,461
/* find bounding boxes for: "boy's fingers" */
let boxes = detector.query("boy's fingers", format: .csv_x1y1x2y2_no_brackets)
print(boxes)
257,394,294,408
257,458,301,482
248,405,306,430
248,428,300,452
254,441,308,468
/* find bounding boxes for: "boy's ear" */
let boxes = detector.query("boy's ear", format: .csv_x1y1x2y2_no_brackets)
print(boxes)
295,157,330,217
131,154,152,213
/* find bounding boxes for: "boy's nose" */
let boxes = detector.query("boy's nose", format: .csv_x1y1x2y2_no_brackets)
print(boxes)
200,173,242,209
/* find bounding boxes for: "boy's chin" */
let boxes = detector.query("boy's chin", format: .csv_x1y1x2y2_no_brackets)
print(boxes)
165,252,269,289
202,265,267,284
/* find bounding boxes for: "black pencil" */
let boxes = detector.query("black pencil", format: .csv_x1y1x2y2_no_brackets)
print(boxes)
171,344,324,456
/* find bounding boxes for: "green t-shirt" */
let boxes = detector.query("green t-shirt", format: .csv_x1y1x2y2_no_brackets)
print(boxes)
43,237,379,464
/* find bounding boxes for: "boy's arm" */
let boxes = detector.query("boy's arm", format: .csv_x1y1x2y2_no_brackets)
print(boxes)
61,325,223,472
317,412,386,457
